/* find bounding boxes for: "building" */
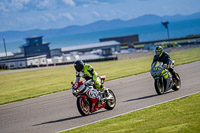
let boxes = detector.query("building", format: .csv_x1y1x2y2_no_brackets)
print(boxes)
50,48,62,57
0,55,47,69
61,40,121,56
20,36,50,58
0,36,51,69
0,38,120,69
134,34,200,50
49,41,121,64
99,34,139,45
0,52,14,60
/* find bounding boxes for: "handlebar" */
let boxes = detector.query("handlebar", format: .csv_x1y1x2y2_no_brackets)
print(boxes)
85,79,94,86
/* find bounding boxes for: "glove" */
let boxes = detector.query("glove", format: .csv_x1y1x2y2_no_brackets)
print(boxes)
153,67,157,71
163,64,168,69
86,80,94,86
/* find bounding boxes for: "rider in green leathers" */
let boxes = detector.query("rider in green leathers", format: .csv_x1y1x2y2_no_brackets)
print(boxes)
74,60,104,91
74,60,109,103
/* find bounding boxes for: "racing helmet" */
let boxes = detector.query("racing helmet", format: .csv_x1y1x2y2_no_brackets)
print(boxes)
74,60,84,72
155,46,163,57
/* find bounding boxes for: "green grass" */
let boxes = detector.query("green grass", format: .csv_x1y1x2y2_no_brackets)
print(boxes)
0,66,74,104
0,69,8,71
62,93,200,133
0,47,200,105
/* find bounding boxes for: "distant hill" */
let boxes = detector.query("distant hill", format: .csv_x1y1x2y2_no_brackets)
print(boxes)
0,12,200,42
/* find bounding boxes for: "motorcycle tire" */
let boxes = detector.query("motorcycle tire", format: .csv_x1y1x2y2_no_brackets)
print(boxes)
155,78,164,95
104,89,116,110
172,73,181,91
77,97,90,116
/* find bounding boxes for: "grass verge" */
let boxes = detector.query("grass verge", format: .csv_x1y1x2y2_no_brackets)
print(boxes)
62,93,200,133
0,47,200,105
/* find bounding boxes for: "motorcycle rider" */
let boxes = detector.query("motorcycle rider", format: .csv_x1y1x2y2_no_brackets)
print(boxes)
74,60,109,102
151,46,177,80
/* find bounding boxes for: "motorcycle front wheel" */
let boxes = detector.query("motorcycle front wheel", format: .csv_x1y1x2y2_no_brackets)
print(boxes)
77,97,90,116
104,89,116,110
155,78,165,95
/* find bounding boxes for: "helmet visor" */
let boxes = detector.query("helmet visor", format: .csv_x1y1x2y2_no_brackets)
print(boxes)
75,65,83,72
155,51,161,56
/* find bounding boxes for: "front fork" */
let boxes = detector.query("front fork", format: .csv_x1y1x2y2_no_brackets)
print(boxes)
80,95,87,103
80,94,100,112
155,77,164,92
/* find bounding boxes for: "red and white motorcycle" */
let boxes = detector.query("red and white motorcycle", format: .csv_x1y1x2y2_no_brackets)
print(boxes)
71,76,116,116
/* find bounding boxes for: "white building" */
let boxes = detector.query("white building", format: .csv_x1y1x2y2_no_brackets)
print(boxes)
0,41,120,69
0,55,47,69
61,40,121,56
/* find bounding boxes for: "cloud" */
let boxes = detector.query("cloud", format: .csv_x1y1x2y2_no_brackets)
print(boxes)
18,0,30,3
78,0,120,5
36,0,57,9
83,4,89,8
62,13,75,21
0,0,31,12
44,13,57,21
92,11,100,17
1,0,200,32
0,2,8,12
62,0,76,6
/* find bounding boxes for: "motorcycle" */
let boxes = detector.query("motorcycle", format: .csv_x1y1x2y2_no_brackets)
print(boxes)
150,61,181,95
71,76,116,116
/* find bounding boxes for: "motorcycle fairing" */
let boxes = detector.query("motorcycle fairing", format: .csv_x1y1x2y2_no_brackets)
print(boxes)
163,70,173,92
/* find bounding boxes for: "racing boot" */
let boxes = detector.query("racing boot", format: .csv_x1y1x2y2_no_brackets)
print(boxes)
98,92,105,104
97,86,108,104
171,72,179,82
169,68,178,82
101,86,112,100
103,88,109,98
99,84,107,98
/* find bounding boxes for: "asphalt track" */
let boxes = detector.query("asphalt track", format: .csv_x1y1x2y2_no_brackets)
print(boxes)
0,61,200,133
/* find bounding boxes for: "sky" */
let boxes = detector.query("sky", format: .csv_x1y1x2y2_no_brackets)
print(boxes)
0,0,200,32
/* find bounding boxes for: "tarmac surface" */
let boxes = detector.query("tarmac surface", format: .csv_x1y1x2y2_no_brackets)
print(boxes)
0,61,200,133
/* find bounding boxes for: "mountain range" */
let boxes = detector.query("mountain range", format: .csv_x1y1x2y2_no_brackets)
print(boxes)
1,12,200,42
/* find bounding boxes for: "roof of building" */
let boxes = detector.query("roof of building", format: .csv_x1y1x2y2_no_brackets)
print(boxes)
43,42,50,45
25,36,43,40
99,34,139,43
0,52,14,58
61,41,120,52
100,34,139,40
0,54,46,63
135,35,200,45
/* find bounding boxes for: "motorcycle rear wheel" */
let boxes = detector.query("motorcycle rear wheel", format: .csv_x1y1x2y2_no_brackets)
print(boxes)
155,78,164,95
77,97,90,116
104,89,116,110
172,73,181,91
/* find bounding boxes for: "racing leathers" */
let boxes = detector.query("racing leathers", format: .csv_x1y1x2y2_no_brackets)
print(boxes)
152,51,176,79
75,64,104,91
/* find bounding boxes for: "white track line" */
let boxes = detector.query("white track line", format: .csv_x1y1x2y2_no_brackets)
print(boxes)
57,91,200,133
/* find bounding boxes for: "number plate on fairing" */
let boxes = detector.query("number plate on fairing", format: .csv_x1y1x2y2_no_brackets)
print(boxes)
89,88,99,99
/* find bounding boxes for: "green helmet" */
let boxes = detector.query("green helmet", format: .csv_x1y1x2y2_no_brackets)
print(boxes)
155,46,163,57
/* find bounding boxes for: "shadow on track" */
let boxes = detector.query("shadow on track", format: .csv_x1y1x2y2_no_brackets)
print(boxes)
124,91,173,102
33,110,107,126
32,115,82,126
